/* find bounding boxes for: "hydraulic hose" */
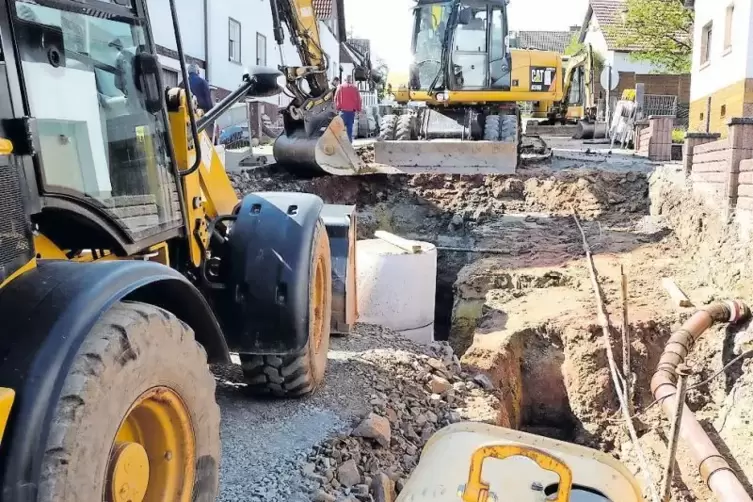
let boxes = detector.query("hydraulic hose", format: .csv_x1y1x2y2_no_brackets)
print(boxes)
650,300,752,502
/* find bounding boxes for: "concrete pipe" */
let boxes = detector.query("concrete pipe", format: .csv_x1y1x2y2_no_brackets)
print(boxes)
355,237,437,344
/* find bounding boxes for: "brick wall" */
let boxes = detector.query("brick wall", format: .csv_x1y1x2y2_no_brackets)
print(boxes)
687,118,753,226
636,116,673,161
691,139,730,205
595,73,691,104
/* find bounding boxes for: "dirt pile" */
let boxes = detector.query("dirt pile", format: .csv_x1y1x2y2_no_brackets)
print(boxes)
299,328,499,501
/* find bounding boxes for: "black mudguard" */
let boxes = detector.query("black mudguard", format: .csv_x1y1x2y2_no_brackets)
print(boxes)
0,260,229,501
320,204,357,335
214,192,325,354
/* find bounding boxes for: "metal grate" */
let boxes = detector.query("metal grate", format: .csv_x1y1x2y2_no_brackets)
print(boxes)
643,94,678,117
0,157,33,282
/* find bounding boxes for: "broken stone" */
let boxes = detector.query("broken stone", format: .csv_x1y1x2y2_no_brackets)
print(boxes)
337,459,361,488
473,373,495,390
313,489,337,502
370,472,396,502
353,413,392,448
428,375,452,394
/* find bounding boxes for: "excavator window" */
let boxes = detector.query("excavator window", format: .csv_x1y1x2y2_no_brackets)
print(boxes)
411,2,451,90
452,4,489,89
12,0,181,240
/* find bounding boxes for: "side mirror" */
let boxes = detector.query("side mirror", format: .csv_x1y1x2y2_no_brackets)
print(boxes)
133,52,163,114
458,8,473,25
244,65,284,97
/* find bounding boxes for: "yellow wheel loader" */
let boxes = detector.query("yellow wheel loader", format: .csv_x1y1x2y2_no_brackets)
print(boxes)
374,0,563,173
0,0,358,499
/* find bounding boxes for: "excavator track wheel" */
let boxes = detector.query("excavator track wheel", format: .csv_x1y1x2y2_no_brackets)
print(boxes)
484,115,501,141
379,114,399,141
241,221,333,397
37,301,220,502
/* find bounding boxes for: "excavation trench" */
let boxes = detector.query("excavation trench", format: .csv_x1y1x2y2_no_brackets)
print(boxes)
228,164,753,499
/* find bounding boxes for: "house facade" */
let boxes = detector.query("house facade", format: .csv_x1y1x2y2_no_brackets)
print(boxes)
145,0,345,107
578,0,664,73
689,0,753,135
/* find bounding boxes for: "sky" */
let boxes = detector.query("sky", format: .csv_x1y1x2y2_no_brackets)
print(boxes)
344,0,590,73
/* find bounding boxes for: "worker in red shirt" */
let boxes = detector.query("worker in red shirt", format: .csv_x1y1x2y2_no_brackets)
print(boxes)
334,75,362,142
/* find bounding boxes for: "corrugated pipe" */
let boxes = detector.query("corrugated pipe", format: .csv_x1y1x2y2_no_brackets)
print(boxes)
650,300,752,502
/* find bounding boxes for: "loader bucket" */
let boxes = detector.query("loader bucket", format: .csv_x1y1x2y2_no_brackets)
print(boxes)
273,115,364,176
374,139,519,174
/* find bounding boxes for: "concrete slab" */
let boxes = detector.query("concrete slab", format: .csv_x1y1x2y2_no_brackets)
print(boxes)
374,140,517,174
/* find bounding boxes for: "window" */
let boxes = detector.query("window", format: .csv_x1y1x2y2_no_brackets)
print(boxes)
229,18,241,63
162,68,179,88
256,33,267,66
724,4,734,50
12,1,181,238
701,22,713,65
721,104,727,118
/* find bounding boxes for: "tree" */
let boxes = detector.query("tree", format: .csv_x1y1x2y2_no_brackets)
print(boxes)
372,57,389,101
606,0,693,73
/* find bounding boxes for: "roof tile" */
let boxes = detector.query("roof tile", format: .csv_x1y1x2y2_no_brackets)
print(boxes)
517,30,576,53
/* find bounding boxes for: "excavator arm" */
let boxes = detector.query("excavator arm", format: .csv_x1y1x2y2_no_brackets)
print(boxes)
268,0,364,175
559,43,596,120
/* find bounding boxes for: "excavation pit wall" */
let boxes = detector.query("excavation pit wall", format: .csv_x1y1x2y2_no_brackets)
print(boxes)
230,166,650,340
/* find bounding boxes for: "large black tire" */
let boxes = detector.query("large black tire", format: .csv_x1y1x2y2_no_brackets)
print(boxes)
241,221,333,397
396,114,414,141
484,115,501,141
500,114,518,143
379,114,399,141
38,301,220,502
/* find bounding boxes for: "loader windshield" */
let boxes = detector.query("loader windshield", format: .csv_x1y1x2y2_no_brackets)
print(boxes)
12,0,181,240
412,3,451,90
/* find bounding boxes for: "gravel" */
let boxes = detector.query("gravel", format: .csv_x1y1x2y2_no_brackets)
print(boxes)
213,323,500,501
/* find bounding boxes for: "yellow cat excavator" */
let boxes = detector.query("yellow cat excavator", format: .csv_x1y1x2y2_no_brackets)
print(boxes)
0,0,359,499
376,0,563,172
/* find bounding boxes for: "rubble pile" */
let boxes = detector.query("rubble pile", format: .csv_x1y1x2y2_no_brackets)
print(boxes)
302,340,499,502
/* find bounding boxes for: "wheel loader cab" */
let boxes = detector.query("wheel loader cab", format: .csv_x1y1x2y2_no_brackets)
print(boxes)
0,0,360,499
9,0,184,254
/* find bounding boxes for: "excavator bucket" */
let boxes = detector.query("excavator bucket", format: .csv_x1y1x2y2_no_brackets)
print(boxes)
273,115,364,176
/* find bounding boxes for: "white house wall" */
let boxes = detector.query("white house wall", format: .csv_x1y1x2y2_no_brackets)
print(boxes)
583,13,663,74
149,1,341,105
610,51,661,73
146,0,205,61
691,0,753,102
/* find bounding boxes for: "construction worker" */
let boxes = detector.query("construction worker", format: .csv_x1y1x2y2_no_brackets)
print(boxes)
334,75,362,142
182,64,216,142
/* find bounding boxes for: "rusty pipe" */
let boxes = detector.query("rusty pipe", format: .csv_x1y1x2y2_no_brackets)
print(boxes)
650,300,752,502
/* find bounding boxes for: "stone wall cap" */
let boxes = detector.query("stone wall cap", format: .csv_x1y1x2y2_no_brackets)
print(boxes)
728,117,753,125
686,132,721,139
648,115,674,119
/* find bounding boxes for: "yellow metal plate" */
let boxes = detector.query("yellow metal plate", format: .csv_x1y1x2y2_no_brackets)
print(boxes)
0,388,15,444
